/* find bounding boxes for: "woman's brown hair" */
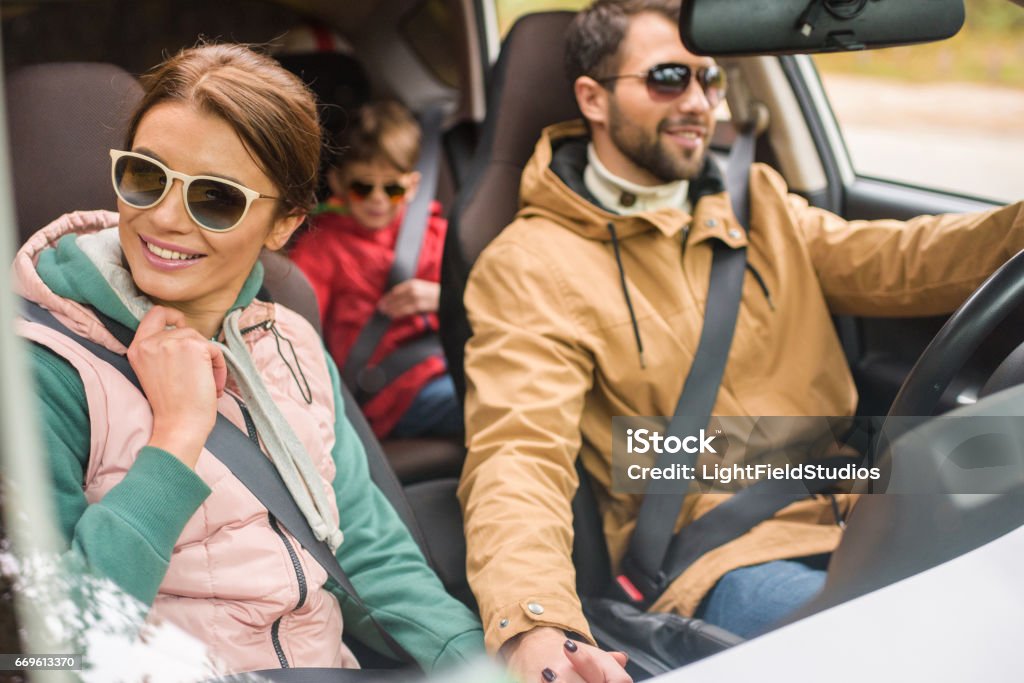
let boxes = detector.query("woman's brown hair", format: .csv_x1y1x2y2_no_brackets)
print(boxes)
125,43,322,216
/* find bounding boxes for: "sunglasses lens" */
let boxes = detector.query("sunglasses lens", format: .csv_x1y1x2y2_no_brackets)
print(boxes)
348,181,375,200
186,178,248,231
646,64,691,100
114,155,168,208
348,180,407,205
701,65,727,106
383,183,407,204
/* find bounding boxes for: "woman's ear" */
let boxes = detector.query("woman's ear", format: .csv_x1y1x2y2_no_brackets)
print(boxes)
575,75,609,129
264,212,305,251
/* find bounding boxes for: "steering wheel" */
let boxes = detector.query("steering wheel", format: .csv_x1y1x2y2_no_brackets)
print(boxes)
885,247,1024,421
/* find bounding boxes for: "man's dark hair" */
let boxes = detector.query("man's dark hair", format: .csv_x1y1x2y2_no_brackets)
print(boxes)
565,0,681,87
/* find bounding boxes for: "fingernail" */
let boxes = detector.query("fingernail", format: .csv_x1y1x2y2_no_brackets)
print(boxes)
542,668,557,681
618,651,629,664
564,639,578,653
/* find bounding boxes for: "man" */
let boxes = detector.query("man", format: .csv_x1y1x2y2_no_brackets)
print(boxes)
458,1,1024,681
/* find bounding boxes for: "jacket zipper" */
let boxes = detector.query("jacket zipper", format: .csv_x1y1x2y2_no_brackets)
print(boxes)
239,319,274,336
270,513,308,609
228,394,307,668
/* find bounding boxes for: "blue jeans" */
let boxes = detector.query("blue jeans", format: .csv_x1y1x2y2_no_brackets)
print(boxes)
695,555,828,638
390,374,463,438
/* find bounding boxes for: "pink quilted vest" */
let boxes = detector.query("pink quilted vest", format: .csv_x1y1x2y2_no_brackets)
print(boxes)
14,211,359,674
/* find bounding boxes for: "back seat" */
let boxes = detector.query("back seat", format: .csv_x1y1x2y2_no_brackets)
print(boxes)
275,50,469,485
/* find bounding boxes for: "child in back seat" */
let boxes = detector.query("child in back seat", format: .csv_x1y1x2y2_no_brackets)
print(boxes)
290,100,462,440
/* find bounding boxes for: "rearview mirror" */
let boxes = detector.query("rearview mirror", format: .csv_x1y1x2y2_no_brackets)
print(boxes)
681,0,966,56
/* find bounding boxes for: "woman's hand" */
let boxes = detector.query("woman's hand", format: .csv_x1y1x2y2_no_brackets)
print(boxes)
377,278,440,318
128,306,227,468
502,626,632,683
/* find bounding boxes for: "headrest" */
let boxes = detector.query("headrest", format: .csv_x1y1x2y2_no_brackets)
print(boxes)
6,62,143,245
450,11,580,266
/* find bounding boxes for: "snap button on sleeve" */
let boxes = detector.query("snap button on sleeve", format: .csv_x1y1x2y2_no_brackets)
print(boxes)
705,218,718,228
728,228,742,239
500,618,510,628
527,602,545,615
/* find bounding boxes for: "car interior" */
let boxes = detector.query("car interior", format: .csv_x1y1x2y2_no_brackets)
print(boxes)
3,0,1024,676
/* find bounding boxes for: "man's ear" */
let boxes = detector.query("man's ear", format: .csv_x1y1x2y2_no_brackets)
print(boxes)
264,212,305,251
575,75,609,129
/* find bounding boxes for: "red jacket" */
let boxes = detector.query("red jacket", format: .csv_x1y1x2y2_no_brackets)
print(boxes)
290,200,447,438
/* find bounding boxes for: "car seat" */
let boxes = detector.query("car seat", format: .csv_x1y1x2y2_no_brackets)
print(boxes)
6,62,142,245
273,32,467,485
435,9,618,596
439,11,581,400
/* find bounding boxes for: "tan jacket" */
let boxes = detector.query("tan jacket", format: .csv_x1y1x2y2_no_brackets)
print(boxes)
459,120,1024,652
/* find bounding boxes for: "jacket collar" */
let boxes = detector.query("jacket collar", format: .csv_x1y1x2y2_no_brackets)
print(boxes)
519,120,747,249
14,210,267,350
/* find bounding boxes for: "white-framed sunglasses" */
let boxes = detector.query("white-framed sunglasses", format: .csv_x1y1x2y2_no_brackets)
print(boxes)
109,149,280,232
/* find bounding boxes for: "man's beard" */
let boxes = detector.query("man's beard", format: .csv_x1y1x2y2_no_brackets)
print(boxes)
607,98,708,183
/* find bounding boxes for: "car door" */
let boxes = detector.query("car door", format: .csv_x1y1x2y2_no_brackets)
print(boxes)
778,1,1022,418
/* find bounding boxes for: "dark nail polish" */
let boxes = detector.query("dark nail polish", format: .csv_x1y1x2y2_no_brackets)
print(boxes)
564,639,578,653
542,668,558,681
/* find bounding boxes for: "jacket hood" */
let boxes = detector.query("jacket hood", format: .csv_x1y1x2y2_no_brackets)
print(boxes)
517,120,726,242
13,210,264,352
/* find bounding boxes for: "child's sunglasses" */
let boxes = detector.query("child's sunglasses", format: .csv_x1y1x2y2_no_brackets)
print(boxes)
110,149,280,232
347,180,408,205
597,63,727,107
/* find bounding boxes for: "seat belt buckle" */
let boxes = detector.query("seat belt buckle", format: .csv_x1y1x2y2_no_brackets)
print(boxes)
612,557,666,608
614,574,646,603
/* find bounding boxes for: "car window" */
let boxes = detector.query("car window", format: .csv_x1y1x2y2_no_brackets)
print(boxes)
400,0,461,89
814,0,1023,203
495,0,587,35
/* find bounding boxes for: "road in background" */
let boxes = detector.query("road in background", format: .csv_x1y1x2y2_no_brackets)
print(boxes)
820,74,1024,203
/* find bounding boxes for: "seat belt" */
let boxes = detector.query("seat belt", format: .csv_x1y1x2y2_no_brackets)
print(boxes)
656,455,857,583
617,127,756,603
616,127,865,606
342,105,446,405
19,300,417,667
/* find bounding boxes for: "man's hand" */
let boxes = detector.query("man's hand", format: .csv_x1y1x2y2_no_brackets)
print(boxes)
129,306,227,468
377,278,440,319
501,626,631,683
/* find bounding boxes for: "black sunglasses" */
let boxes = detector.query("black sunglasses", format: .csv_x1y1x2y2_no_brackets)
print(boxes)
597,63,727,106
347,180,407,205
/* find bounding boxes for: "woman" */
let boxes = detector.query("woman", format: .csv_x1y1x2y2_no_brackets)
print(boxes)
13,43,483,675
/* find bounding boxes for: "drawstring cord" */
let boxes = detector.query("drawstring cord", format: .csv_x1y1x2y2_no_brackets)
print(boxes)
239,319,314,405
271,323,313,405
223,310,342,551
745,262,775,311
607,222,646,369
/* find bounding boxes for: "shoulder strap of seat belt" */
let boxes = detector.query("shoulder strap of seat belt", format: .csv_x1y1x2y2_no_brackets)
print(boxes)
350,332,444,404
19,299,417,667
342,105,446,400
618,126,756,602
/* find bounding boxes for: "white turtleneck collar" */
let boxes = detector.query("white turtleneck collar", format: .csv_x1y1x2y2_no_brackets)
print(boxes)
583,143,691,215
